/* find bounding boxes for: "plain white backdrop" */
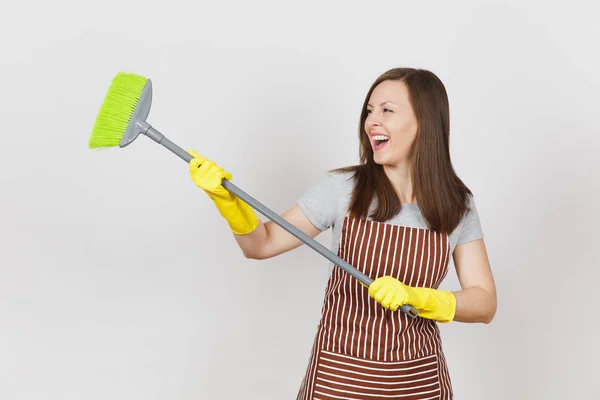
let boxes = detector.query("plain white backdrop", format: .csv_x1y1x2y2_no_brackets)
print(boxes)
1,0,598,398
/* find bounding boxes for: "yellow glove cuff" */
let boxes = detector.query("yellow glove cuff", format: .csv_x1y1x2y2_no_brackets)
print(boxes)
187,149,259,235
409,287,456,323
210,195,260,235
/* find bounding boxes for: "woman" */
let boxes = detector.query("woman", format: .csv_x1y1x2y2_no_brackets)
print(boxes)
186,67,497,400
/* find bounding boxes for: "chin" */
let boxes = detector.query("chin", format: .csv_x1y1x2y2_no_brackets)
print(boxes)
373,156,388,166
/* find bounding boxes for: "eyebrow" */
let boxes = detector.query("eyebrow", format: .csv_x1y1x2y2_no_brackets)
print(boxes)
367,101,398,107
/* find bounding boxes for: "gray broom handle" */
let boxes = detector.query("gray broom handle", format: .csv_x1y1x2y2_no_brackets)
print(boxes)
145,126,419,319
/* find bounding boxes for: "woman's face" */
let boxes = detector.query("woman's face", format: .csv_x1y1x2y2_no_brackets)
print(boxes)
364,80,418,168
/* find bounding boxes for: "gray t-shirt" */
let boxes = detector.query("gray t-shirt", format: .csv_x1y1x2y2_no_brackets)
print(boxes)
297,170,484,274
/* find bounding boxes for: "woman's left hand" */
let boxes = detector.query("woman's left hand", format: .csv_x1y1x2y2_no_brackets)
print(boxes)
368,276,457,323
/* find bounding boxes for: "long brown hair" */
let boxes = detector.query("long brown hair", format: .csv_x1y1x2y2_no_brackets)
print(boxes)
332,68,472,234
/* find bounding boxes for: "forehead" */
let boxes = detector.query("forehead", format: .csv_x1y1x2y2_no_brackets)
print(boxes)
368,80,411,105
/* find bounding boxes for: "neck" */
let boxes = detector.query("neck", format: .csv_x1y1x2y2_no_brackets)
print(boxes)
383,162,415,204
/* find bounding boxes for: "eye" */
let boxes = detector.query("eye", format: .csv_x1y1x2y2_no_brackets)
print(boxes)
383,108,393,113
366,109,372,114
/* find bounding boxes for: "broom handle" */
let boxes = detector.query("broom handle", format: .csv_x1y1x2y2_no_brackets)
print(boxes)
145,126,419,319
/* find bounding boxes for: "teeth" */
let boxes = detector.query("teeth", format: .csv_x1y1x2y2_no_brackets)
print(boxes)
373,135,389,141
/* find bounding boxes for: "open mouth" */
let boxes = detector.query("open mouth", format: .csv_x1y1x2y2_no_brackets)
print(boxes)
372,135,389,149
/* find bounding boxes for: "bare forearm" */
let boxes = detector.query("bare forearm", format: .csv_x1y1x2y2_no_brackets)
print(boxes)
452,286,497,324
231,204,321,261
234,220,268,259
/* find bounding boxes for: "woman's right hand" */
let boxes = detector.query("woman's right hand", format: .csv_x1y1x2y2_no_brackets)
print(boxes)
186,149,259,235
187,150,234,201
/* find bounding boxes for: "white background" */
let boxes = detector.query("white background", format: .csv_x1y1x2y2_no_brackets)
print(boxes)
1,0,598,398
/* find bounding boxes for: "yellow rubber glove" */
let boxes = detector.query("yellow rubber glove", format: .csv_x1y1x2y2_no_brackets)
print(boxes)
368,276,456,323
187,150,259,235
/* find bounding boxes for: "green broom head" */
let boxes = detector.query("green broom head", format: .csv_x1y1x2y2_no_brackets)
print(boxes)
89,72,150,149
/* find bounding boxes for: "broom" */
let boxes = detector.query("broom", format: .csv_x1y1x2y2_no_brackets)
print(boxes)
88,72,418,319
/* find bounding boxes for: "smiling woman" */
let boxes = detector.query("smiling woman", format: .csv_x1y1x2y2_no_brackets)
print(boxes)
186,67,497,400
365,80,419,169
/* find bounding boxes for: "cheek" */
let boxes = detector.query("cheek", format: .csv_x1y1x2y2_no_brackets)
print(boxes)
390,120,417,147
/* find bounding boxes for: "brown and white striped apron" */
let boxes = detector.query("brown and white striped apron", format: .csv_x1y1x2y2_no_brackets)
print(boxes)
297,215,453,400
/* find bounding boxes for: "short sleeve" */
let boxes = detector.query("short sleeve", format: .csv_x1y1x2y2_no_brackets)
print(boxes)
456,196,485,246
297,172,344,231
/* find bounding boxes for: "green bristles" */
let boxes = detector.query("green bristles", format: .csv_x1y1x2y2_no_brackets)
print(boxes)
89,72,148,148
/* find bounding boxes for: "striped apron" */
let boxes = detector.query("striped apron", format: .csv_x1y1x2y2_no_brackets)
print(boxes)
297,215,453,400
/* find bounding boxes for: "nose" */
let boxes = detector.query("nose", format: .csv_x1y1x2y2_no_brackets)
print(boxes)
366,112,381,129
